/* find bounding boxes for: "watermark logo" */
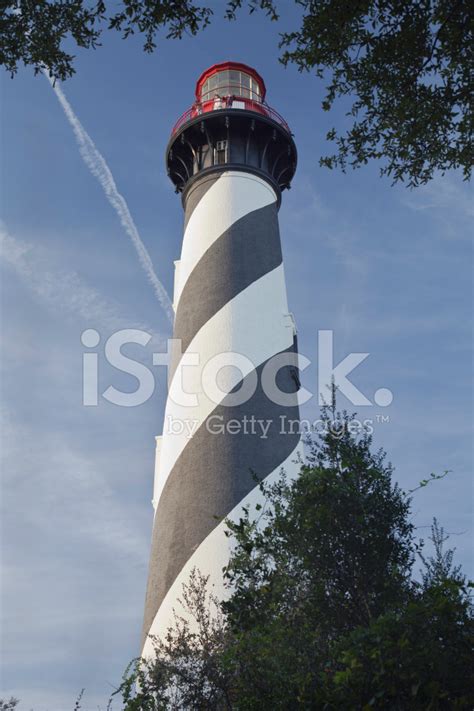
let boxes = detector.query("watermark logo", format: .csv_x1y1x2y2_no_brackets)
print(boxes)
165,414,376,440
81,328,393,410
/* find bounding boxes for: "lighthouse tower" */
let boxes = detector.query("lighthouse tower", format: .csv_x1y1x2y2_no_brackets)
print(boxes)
142,62,303,656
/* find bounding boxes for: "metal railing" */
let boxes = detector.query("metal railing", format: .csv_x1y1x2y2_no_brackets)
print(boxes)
171,97,291,135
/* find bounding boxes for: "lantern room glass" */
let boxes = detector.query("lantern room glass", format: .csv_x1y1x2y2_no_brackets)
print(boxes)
200,70,261,103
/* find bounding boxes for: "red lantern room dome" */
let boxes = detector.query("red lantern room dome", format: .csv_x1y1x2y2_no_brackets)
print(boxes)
167,61,297,197
171,61,290,135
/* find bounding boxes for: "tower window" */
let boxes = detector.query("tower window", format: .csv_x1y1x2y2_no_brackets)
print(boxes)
214,140,228,164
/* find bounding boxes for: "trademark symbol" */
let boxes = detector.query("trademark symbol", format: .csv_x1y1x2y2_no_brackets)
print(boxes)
376,414,390,424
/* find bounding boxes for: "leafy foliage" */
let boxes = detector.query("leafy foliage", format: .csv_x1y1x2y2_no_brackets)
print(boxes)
1,1,471,185
1,0,101,80
112,404,473,709
114,569,235,710
276,0,473,185
322,519,474,709
0,700,19,711
323,587,473,710
0,0,211,80
106,0,212,53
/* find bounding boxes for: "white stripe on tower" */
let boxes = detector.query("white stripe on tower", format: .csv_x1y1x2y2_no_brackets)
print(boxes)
142,170,302,653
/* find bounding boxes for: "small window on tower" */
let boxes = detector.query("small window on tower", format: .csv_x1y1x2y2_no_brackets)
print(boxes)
215,140,228,164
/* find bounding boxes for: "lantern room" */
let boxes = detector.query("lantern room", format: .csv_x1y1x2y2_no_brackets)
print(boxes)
196,62,266,104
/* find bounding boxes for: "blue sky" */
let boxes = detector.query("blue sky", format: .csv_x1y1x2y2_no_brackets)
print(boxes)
1,4,472,708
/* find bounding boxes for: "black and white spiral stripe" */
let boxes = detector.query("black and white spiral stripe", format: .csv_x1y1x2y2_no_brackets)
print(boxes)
142,170,302,656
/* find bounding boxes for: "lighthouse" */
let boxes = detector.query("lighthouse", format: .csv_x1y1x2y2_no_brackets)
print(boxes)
142,62,303,656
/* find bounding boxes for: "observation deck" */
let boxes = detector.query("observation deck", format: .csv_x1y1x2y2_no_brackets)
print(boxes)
172,97,291,136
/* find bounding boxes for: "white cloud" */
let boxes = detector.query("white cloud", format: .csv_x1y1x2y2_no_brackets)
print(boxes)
0,224,166,345
0,407,150,706
401,174,474,222
1,407,149,564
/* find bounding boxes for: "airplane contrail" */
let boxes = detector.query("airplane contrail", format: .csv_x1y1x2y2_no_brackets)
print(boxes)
45,73,174,324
